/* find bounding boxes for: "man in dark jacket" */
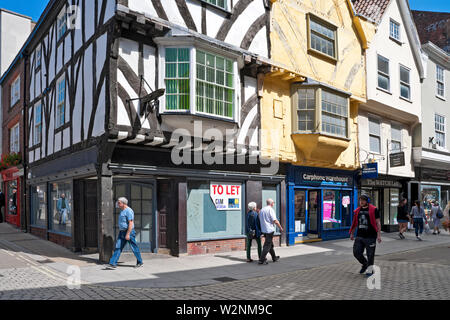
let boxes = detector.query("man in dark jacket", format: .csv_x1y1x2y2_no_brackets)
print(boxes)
349,195,382,276
0,189,5,223
246,202,262,262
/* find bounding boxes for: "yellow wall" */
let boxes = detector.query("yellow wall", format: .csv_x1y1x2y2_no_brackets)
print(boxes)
261,0,376,170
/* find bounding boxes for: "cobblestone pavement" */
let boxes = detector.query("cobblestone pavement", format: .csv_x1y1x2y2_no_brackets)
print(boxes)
1,244,449,300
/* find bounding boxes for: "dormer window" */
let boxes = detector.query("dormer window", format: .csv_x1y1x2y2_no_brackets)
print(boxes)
390,19,400,42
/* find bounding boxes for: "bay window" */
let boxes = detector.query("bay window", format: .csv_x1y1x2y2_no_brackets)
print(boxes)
163,46,236,120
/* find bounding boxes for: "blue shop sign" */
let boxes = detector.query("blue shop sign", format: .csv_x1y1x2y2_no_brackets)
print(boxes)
362,163,378,179
288,166,354,187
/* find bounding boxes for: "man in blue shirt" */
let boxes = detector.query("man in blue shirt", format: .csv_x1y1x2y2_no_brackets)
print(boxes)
109,197,143,269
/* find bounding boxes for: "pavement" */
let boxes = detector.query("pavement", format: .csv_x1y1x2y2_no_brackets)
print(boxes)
0,222,449,300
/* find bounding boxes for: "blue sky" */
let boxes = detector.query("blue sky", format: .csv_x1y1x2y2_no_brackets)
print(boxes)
0,0,448,22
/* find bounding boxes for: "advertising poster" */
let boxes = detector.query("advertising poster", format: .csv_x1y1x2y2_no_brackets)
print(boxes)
210,183,242,211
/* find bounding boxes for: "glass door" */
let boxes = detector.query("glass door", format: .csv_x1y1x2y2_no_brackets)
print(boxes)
307,190,320,235
294,190,306,233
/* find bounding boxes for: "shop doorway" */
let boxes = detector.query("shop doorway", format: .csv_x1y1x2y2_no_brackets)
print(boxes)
307,190,321,237
113,181,156,253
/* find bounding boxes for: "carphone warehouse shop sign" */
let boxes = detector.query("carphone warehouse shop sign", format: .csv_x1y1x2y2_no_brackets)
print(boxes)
210,183,242,211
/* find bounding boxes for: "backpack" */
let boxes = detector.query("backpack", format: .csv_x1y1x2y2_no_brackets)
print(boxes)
437,208,444,219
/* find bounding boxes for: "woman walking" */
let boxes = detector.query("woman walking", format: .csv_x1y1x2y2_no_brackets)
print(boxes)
246,202,262,262
430,201,443,235
443,203,450,233
397,198,409,239
410,200,428,241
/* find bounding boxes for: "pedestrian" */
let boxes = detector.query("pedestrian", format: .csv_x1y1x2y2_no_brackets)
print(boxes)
246,202,262,262
443,203,450,232
0,189,5,223
410,200,428,241
10,188,17,215
349,195,382,276
258,199,283,265
109,197,143,269
431,201,443,235
397,198,409,239
57,194,70,225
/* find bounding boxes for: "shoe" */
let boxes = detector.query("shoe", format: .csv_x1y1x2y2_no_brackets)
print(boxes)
417,236,422,241
438,231,440,235
365,265,374,277
108,264,117,269
246,259,254,263
135,263,144,268
398,233,404,239
258,259,268,265
273,256,280,262
432,232,437,235
359,264,368,274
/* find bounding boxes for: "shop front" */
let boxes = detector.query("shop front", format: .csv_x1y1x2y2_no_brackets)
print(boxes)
1,166,22,228
287,165,357,244
359,176,409,233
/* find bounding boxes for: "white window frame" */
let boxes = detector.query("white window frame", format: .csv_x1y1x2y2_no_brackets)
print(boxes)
390,123,402,153
399,64,411,100
35,45,42,70
389,19,401,42
34,103,42,145
56,76,66,129
57,7,67,42
10,76,20,107
10,123,20,154
369,116,382,154
435,113,446,149
158,41,239,122
201,0,231,11
377,55,390,92
436,65,445,99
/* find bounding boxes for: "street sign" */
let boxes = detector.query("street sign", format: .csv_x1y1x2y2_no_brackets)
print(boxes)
390,152,405,168
362,163,378,179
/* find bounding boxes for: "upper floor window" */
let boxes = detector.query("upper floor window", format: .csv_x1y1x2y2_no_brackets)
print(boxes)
10,123,20,154
390,19,400,41
202,0,228,10
36,46,42,70
436,65,445,98
294,86,349,138
308,14,337,60
377,55,390,91
400,65,410,100
164,47,235,119
391,124,402,152
10,76,20,107
57,8,67,41
435,114,446,148
34,103,42,145
369,117,381,154
56,77,66,128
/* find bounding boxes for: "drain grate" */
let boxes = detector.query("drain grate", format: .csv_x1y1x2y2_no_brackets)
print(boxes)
37,259,54,264
213,277,237,283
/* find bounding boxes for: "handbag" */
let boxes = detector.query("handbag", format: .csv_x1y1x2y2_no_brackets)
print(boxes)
436,208,444,219
248,229,256,238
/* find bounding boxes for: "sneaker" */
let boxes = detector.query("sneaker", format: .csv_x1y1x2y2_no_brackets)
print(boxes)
258,259,268,265
246,259,254,263
417,236,422,241
432,232,437,235
108,264,117,269
359,264,368,274
398,233,404,239
365,265,374,277
273,256,280,262
135,263,144,268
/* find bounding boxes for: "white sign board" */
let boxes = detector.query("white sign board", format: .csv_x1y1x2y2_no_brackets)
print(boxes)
210,183,242,211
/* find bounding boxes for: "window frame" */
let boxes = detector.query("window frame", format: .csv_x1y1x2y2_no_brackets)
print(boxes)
10,75,21,107
159,43,239,122
34,103,43,146
291,84,350,139
390,123,402,153
306,13,338,62
35,45,42,71
389,19,401,42
57,6,68,43
368,116,382,154
377,54,390,92
435,113,446,149
200,0,231,11
56,76,66,129
399,64,411,100
10,123,20,154
436,64,445,99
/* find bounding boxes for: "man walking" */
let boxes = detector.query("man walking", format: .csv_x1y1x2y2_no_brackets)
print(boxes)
0,189,5,223
258,199,283,265
349,195,382,276
109,197,143,269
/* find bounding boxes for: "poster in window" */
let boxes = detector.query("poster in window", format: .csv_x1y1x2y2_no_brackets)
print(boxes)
210,183,242,211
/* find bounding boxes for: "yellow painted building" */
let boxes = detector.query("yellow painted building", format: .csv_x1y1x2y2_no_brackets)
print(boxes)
262,0,376,170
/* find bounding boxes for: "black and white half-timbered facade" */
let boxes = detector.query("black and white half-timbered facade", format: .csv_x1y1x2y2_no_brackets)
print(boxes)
25,0,286,261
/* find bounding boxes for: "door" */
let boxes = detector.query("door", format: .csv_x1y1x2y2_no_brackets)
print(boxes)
307,190,320,235
84,181,98,248
114,181,156,252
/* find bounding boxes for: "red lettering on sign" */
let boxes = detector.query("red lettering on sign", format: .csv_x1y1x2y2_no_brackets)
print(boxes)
218,185,224,195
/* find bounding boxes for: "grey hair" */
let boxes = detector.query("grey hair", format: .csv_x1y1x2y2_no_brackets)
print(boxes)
248,202,257,211
266,199,274,206
117,197,128,205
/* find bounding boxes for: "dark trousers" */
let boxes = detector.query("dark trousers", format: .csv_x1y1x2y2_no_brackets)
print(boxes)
353,237,377,267
413,218,424,236
260,232,277,262
246,234,262,260
0,206,4,223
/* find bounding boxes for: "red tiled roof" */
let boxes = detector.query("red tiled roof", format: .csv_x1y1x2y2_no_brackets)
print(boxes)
412,10,450,53
352,0,391,24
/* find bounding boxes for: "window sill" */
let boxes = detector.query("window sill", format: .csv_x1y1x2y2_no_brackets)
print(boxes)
48,230,72,238
399,96,412,103
436,95,446,101
389,36,403,45
307,48,338,64
10,100,21,109
161,111,237,124
376,87,392,95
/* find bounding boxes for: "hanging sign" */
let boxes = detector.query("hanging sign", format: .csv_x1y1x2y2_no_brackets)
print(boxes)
362,163,378,179
390,152,405,168
210,183,242,211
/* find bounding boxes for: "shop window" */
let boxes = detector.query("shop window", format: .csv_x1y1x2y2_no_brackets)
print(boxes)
383,188,400,225
262,184,281,233
323,190,352,230
31,184,47,228
187,181,244,241
7,180,18,216
294,190,306,233
50,181,72,235
421,185,440,220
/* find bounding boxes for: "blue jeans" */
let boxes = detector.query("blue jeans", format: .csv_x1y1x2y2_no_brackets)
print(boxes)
109,230,143,266
413,218,424,236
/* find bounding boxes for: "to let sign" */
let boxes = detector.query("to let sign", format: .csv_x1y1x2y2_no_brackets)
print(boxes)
210,183,242,211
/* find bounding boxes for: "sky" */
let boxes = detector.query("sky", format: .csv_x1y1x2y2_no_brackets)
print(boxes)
0,0,448,23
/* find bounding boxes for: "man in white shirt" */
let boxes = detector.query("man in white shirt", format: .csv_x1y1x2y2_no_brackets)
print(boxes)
258,199,284,265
